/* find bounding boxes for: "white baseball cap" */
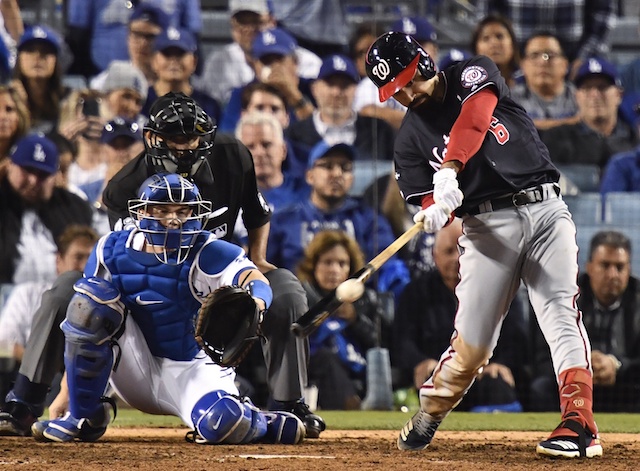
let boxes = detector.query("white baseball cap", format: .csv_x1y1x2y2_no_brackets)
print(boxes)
229,0,270,16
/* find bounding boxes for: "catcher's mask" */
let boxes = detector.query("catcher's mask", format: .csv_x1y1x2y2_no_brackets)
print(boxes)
128,172,212,264
144,92,216,178
365,31,436,102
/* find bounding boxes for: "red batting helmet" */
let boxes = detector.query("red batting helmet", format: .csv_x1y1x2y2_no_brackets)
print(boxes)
365,31,437,102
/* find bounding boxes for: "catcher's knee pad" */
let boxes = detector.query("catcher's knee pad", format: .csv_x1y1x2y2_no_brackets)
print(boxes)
194,394,267,444
63,277,125,345
61,277,124,420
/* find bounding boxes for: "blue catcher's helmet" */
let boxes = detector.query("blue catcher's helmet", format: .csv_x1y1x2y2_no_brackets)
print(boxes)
128,173,212,264
144,92,217,178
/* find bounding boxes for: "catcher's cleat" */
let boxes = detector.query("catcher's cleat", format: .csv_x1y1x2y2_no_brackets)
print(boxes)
537,413,602,458
281,400,325,439
397,410,441,451
261,412,305,444
0,401,37,437
31,413,108,443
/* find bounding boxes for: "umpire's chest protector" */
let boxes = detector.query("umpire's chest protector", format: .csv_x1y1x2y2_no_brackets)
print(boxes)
101,231,203,361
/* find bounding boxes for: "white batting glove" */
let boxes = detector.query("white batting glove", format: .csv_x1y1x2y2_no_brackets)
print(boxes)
413,204,450,233
433,168,464,214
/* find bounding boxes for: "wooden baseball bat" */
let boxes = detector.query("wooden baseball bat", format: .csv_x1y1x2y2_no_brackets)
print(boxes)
291,221,423,338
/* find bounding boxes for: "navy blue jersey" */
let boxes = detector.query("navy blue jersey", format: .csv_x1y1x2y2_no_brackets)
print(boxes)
394,55,559,213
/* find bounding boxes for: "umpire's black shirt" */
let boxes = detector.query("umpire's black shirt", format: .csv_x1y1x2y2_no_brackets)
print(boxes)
102,132,271,241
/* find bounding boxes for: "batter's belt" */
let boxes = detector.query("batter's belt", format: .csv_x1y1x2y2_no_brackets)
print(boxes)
467,182,560,215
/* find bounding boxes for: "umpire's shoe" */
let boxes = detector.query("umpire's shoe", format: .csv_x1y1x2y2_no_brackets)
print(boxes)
397,410,442,451
277,400,326,438
0,401,37,437
536,412,602,458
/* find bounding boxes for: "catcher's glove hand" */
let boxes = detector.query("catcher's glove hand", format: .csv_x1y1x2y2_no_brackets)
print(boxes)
195,285,263,368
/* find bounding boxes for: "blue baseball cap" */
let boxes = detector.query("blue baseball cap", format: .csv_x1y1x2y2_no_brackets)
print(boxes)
307,141,355,169
439,48,472,70
391,16,437,43
18,25,61,54
252,28,297,60
317,54,359,83
129,3,170,30
574,57,621,88
101,117,142,145
154,27,197,53
10,133,59,175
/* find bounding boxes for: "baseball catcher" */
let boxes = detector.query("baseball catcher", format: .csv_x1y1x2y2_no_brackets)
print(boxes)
30,173,305,445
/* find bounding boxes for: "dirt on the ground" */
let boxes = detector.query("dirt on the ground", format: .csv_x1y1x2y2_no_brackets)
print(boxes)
1,429,638,470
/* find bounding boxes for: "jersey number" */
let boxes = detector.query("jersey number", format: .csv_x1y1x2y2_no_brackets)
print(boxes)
488,117,510,145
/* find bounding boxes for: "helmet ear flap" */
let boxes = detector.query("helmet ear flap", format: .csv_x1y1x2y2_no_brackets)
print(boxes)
417,52,436,80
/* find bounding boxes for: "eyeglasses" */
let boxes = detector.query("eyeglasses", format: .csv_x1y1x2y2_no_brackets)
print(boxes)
524,51,563,62
313,161,353,172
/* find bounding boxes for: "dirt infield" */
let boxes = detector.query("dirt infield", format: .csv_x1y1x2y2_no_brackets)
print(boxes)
1,429,639,470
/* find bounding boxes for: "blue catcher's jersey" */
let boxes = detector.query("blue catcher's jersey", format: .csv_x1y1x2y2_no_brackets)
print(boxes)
84,229,256,361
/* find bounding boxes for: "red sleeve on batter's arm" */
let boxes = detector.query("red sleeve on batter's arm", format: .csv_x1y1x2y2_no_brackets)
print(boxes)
442,88,498,170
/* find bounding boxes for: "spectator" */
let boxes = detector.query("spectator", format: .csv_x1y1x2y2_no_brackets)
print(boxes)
79,117,143,235
438,48,472,71
392,218,526,412
196,0,321,108
89,3,169,90
286,54,395,163
530,231,640,412
297,230,382,410
541,57,638,170
267,141,410,298
46,131,84,199
510,32,579,131
0,225,98,364
100,61,148,126
240,82,305,180
0,84,29,164
235,111,308,212
471,14,521,88
220,27,316,133
475,0,617,73
13,25,67,134
0,134,93,284
66,0,201,76
600,145,640,195
142,27,220,123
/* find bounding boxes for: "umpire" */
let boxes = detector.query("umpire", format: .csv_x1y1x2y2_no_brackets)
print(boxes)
0,92,325,439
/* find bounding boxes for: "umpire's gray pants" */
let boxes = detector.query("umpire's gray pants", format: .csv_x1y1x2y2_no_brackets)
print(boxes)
19,270,82,384
262,268,310,402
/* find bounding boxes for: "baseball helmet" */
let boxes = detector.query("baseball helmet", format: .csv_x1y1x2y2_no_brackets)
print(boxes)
128,173,212,264
365,31,437,102
144,92,217,177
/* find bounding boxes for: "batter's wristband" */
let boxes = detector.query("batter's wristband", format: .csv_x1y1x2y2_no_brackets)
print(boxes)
246,280,273,309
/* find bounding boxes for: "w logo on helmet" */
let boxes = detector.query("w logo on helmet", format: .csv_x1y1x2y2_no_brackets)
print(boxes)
371,60,391,81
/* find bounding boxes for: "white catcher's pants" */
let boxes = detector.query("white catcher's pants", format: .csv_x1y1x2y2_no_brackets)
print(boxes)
109,315,238,426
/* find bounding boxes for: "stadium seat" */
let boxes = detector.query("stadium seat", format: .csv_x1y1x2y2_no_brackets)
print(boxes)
350,160,393,197
556,164,601,193
603,192,640,226
563,193,603,225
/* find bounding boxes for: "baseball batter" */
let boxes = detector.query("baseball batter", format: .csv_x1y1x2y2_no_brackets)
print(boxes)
31,173,305,445
365,32,600,458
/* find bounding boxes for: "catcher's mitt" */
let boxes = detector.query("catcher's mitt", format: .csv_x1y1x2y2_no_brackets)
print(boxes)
195,285,263,368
